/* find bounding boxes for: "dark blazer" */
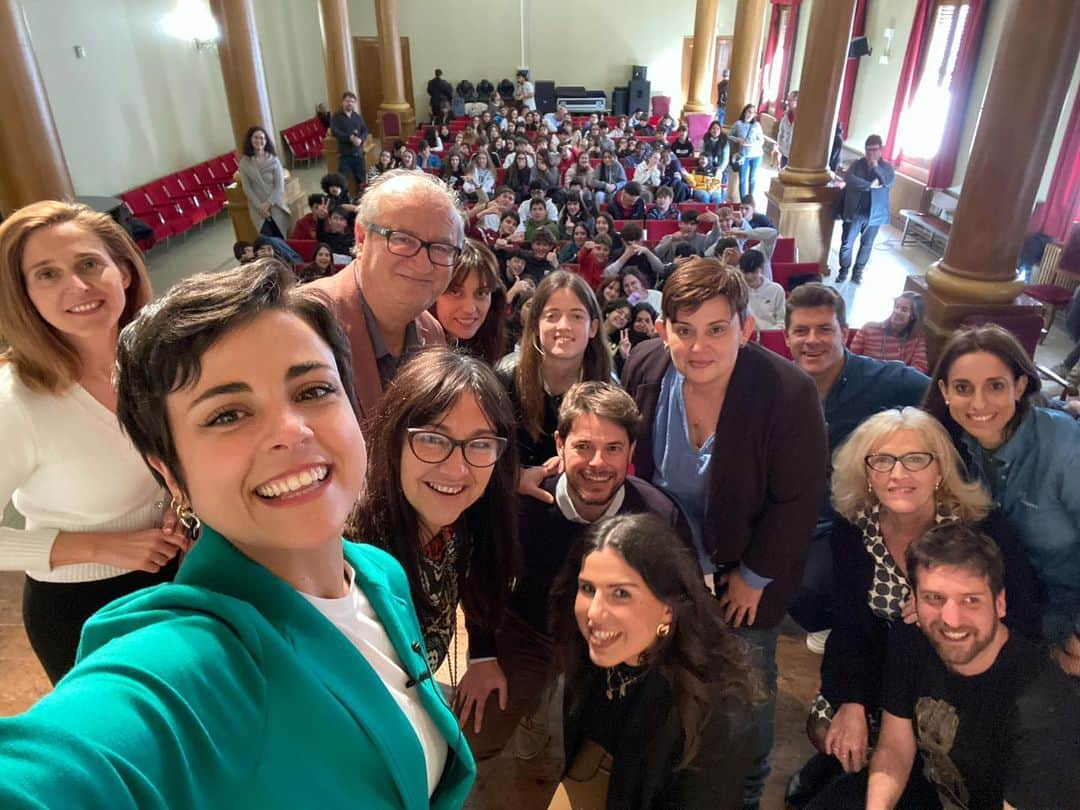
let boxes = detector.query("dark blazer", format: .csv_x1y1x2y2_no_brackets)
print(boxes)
622,338,828,628
308,263,445,430
563,667,754,810
821,510,1044,711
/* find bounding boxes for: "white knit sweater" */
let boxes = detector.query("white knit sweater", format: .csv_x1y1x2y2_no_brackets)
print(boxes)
0,363,167,583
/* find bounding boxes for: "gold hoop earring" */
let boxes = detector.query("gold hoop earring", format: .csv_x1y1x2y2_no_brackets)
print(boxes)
172,496,202,541
656,622,671,639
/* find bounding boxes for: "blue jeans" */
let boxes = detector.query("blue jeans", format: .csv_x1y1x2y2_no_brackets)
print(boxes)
838,217,880,273
738,155,761,199
338,152,366,187
693,189,725,204
733,624,779,809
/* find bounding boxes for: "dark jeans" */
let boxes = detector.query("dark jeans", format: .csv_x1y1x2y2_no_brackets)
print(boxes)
738,155,762,200
804,761,942,809
789,524,834,633
839,217,880,273
338,152,366,187
733,624,780,809
23,559,179,684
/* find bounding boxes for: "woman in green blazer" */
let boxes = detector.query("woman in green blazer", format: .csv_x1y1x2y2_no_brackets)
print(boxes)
0,261,475,809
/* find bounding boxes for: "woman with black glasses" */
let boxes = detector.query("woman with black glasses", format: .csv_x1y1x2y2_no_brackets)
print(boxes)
348,348,519,673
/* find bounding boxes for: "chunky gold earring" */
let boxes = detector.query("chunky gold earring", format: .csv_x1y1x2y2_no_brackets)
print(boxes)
656,623,671,639
172,496,202,541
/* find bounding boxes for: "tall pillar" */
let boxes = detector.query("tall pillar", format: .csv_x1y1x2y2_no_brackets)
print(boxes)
374,0,415,140
210,0,301,241
764,0,855,272
913,0,1080,361
0,0,74,212
684,0,721,114
725,0,768,127
318,0,358,179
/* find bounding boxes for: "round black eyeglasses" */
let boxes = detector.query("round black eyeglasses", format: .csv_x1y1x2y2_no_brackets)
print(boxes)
407,429,508,467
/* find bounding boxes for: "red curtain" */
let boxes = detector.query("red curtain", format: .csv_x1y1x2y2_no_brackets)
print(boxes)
884,0,935,162
759,0,801,115
758,5,783,113
836,0,869,135
1029,90,1080,241
926,0,986,187
774,4,801,115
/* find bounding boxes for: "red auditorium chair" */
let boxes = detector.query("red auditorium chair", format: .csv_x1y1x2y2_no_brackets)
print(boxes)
756,330,793,359
176,168,223,217
773,237,796,263
287,240,318,262
160,175,211,227
771,261,820,292
613,220,644,234
645,220,679,240
142,181,197,236
118,191,175,247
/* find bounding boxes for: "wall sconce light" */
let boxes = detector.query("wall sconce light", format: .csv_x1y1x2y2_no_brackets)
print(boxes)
880,23,895,65
163,0,219,53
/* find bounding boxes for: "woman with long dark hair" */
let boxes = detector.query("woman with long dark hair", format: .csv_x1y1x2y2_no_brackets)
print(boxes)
923,325,1080,666
496,271,611,468
549,513,759,809
349,348,519,672
849,292,929,373
237,125,292,238
296,242,336,284
507,152,534,202
431,240,507,367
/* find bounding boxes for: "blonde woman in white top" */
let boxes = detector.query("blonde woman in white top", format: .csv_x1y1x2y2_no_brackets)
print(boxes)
0,201,186,683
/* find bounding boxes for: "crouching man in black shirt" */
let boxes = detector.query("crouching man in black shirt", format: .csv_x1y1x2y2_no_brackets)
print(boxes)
866,524,1080,810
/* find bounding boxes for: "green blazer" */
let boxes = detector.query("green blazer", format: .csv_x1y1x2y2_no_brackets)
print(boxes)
0,527,475,809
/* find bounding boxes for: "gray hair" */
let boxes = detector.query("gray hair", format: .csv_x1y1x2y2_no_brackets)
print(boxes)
356,169,465,243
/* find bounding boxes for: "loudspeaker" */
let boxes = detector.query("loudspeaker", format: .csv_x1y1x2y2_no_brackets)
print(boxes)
612,86,629,117
628,79,651,115
848,36,871,58
631,65,647,81
535,80,557,114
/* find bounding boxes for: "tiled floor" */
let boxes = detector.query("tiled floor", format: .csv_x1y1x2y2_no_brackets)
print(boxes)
1,160,1073,808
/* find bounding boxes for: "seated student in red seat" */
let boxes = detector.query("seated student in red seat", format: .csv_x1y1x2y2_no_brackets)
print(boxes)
603,223,664,288
576,233,614,291
290,193,329,240
607,181,647,220
646,185,680,221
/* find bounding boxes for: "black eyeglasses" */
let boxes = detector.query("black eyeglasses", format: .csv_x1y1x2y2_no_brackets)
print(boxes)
864,452,936,473
407,429,508,468
367,224,461,267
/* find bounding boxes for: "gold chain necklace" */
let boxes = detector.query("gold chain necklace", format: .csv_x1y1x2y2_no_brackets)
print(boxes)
604,665,649,700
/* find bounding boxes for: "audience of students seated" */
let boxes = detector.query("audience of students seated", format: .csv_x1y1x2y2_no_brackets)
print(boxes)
738,195,774,229
604,223,663,288
290,193,329,240
593,212,624,259
849,292,929,373
320,207,355,261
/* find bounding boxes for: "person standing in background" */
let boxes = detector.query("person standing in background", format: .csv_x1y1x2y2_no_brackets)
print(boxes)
331,91,369,193
835,134,894,285
775,91,798,169
716,68,730,123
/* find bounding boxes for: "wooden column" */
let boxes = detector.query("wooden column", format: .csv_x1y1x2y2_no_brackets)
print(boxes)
318,0,357,178
374,0,415,139
0,0,74,212
684,0,721,114
209,0,301,241
913,0,1080,361
724,0,768,127
764,0,855,272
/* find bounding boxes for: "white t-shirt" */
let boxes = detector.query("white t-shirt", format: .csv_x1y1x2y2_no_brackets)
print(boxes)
301,565,449,796
747,280,787,330
519,81,536,110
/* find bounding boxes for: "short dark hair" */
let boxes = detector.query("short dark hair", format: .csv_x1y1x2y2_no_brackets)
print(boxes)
655,186,674,200
116,261,356,495
621,223,644,242
740,194,756,210
329,206,350,220
624,181,642,197
673,242,693,258
307,193,328,209
906,523,1006,599
342,91,357,101
593,234,613,249
501,210,521,225
785,282,847,330
680,210,699,224
738,249,766,274
557,381,641,443
252,237,273,253
865,134,883,149
495,185,515,198
530,197,547,210
661,258,748,324
232,241,252,260
603,297,631,317
531,230,555,247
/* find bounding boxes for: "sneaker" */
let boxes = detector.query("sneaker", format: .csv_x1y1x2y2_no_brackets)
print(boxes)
835,268,848,283
851,269,863,284
806,629,831,655
512,713,551,761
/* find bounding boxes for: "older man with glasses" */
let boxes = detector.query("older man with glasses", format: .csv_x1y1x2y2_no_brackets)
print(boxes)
309,169,463,431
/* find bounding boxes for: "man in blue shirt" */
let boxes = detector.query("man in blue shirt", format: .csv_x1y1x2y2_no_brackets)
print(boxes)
785,284,928,642
836,134,894,284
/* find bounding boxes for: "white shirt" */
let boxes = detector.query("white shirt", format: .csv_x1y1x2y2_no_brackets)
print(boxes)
747,279,787,330
516,198,559,225
517,81,536,110
301,564,449,797
0,363,167,582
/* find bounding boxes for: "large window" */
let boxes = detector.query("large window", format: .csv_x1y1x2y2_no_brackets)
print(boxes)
896,1,972,166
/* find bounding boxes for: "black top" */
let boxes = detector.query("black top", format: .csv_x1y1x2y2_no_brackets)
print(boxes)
564,666,754,810
495,354,560,467
467,474,687,658
330,110,368,155
820,510,1043,714
884,625,1080,810
623,339,828,628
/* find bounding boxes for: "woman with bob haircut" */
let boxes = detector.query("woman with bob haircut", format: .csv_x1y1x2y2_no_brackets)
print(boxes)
0,200,180,684
497,270,611,470
923,325,1080,669
237,125,292,238
0,260,475,807
348,347,519,673
621,258,827,807
789,407,1040,806
431,240,507,367
548,512,759,809
849,292,928,373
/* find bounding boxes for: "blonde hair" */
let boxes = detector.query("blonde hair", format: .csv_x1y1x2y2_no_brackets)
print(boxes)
0,201,153,393
831,407,990,523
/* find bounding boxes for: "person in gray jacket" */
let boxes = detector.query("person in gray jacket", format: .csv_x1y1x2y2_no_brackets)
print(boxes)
835,134,895,284
588,150,627,205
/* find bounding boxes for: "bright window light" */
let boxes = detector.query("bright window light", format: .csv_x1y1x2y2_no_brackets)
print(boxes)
162,0,219,44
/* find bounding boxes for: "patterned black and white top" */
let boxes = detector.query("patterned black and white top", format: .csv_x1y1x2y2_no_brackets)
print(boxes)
417,527,462,672
810,504,956,724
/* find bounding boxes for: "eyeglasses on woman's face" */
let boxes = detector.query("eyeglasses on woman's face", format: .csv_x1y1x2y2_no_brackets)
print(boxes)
406,428,507,467
864,452,935,473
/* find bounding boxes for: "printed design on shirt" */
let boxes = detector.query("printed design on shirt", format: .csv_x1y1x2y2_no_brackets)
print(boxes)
418,528,460,672
915,696,969,810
